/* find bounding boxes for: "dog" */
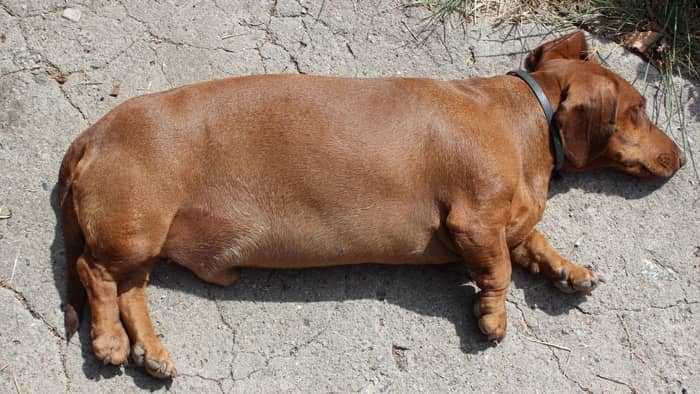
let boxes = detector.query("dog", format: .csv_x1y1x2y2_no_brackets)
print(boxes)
59,31,684,378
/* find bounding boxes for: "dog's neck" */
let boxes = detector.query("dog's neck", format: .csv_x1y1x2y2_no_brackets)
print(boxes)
527,71,565,111
507,70,567,197
507,70,565,172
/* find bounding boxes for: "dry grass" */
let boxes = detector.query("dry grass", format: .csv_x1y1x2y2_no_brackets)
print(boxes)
422,0,699,79
566,1,699,80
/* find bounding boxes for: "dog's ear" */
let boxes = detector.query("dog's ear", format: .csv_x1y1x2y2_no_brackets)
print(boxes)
525,31,591,71
555,75,618,168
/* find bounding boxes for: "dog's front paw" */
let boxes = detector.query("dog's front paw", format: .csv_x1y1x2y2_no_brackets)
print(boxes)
92,323,131,366
131,342,175,379
473,300,507,341
553,263,604,294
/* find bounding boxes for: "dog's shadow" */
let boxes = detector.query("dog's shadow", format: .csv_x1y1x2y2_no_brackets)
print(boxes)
548,167,672,199
48,169,669,384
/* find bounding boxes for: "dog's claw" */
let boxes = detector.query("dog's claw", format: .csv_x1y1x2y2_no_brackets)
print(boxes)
473,302,482,318
144,358,173,378
529,263,540,274
131,344,145,367
559,267,568,280
145,359,170,377
145,358,160,372
573,280,591,290
554,280,576,294
103,356,112,366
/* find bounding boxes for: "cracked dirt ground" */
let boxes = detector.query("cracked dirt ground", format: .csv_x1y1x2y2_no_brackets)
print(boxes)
0,0,699,392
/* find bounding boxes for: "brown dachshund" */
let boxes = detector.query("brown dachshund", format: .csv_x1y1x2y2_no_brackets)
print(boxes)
59,31,683,378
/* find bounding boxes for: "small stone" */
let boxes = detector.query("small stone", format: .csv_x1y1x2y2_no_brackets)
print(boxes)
62,8,82,22
275,0,304,17
640,258,678,281
49,70,67,84
109,83,121,97
0,206,11,220
13,50,42,68
623,30,662,54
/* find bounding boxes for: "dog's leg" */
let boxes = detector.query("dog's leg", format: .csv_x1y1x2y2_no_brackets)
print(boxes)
447,208,511,341
118,266,175,378
76,253,131,365
511,229,601,293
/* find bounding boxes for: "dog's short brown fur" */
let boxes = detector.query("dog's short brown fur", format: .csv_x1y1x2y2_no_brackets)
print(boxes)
60,32,683,378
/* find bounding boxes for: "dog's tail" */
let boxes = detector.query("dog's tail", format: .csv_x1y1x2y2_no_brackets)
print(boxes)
58,132,90,342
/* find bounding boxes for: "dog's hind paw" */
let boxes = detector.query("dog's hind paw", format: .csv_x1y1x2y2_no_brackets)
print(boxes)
131,343,175,379
473,297,507,341
92,324,131,366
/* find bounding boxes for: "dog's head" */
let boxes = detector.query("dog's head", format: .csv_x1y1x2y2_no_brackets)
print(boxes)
526,31,684,178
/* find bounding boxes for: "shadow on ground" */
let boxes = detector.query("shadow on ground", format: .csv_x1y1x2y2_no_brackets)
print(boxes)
549,168,672,199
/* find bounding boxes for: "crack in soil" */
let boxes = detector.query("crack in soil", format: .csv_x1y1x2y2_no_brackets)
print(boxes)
253,43,267,73
178,372,226,393
0,1,17,17
144,44,173,87
239,17,304,74
650,298,699,309
120,2,257,59
0,68,30,80
0,281,63,339
60,85,88,122
0,282,71,391
212,292,237,387
601,298,698,314
506,298,534,331
507,298,591,392
0,1,64,18
9,12,92,123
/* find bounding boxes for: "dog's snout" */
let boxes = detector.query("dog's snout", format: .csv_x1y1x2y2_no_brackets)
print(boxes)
657,148,685,173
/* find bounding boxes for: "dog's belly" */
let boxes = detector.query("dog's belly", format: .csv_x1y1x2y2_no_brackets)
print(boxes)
162,201,460,271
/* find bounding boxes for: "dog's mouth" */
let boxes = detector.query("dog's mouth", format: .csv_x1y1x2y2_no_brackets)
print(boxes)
607,139,683,179
634,163,654,178
623,160,674,179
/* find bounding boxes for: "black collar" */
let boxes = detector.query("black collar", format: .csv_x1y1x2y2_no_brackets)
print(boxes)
507,70,565,171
